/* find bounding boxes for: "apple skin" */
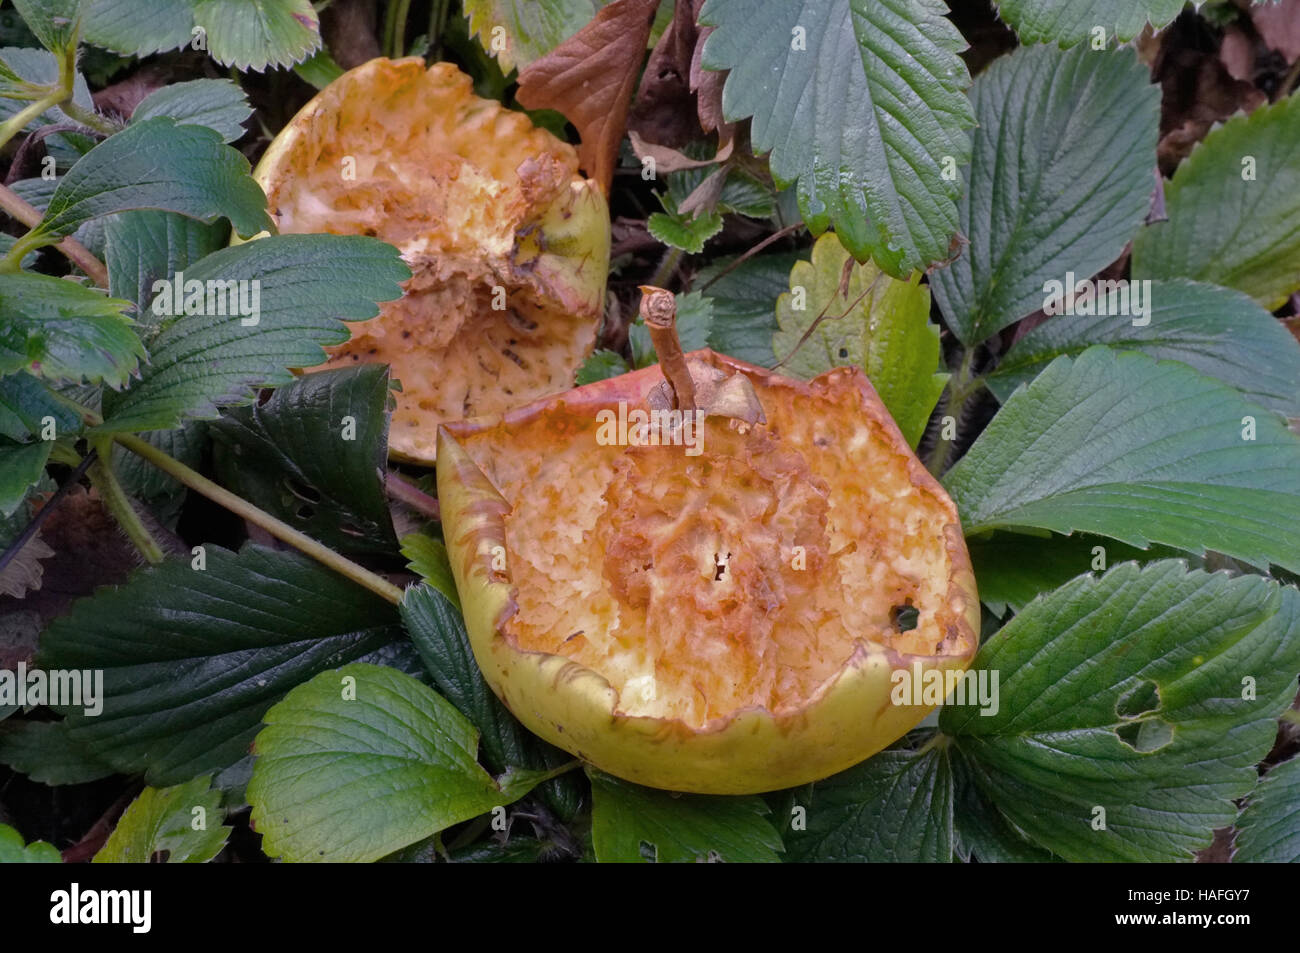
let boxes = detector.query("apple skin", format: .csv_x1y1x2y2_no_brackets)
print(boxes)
437,351,981,795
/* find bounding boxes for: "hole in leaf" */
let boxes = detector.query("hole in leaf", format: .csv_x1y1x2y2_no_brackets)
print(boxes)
713,552,731,582
1115,718,1173,753
150,849,171,863
890,603,919,633
1116,679,1160,720
638,840,657,862
838,347,849,359
285,477,322,504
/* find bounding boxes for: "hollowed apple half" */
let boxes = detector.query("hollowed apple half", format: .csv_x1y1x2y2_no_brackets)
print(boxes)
252,57,610,463
437,351,980,794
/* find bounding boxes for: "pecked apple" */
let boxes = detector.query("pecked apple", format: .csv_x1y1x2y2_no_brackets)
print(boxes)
436,290,980,794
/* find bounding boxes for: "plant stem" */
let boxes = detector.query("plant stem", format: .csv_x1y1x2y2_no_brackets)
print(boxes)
0,40,82,152
89,438,166,565
428,0,451,55
504,760,582,788
639,285,696,410
915,732,951,756
0,181,110,285
0,92,64,153
383,0,413,57
698,222,803,292
58,98,119,136
648,245,684,289
925,348,983,477
113,432,406,605
0,448,97,575
386,471,440,521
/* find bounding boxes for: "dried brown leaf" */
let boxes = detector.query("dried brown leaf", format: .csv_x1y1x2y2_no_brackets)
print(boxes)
517,0,661,194
1252,0,1300,62
627,129,718,172
629,0,700,147
689,4,732,141
0,531,53,599
1219,25,1256,82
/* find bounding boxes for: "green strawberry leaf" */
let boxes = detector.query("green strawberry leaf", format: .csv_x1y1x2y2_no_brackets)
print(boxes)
0,719,116,785
93,776,229,863
30,117,271,241
12,0,85,55
589,769,783,862
0,372,81,442
700,0,974,277
987,279,1300,418
209,365,399,558
699,251,803,368
995,0,1186,46
193,0,322,72
0,440,53,516
952,749,1058,862
249,663,545,863
0,823,61,862
945,348,1300,574
0,273,141,388
1234,756,1300,863
103,210,230,319
647,207,724,254
463,0,601,73
1132,91,1300,311
773,233,945,447
131,78,253,143
968,530,1182,616
576,348,631,385
400,534,460,610
929,44,1158,346
82,0,196,56
37,544,403,785
781,737,954,862
399,584,534,774
293,48,344,90
942,561,1300,862
397,582,585,821
99,234,409,434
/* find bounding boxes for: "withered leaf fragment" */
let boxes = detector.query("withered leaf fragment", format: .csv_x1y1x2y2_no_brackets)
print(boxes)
517,0,661,194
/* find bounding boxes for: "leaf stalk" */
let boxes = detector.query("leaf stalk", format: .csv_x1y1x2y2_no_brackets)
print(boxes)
113,431,406,606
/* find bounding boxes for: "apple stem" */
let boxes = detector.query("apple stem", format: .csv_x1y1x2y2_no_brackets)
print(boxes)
639,285,696,411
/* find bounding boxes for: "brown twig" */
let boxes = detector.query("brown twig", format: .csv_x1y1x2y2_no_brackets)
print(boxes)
0,449,97,575
698,221,803,292
386,471,440,521
639,284,696,410
772,269,886,371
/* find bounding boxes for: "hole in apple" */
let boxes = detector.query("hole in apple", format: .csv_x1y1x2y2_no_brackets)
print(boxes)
890,602,919,633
